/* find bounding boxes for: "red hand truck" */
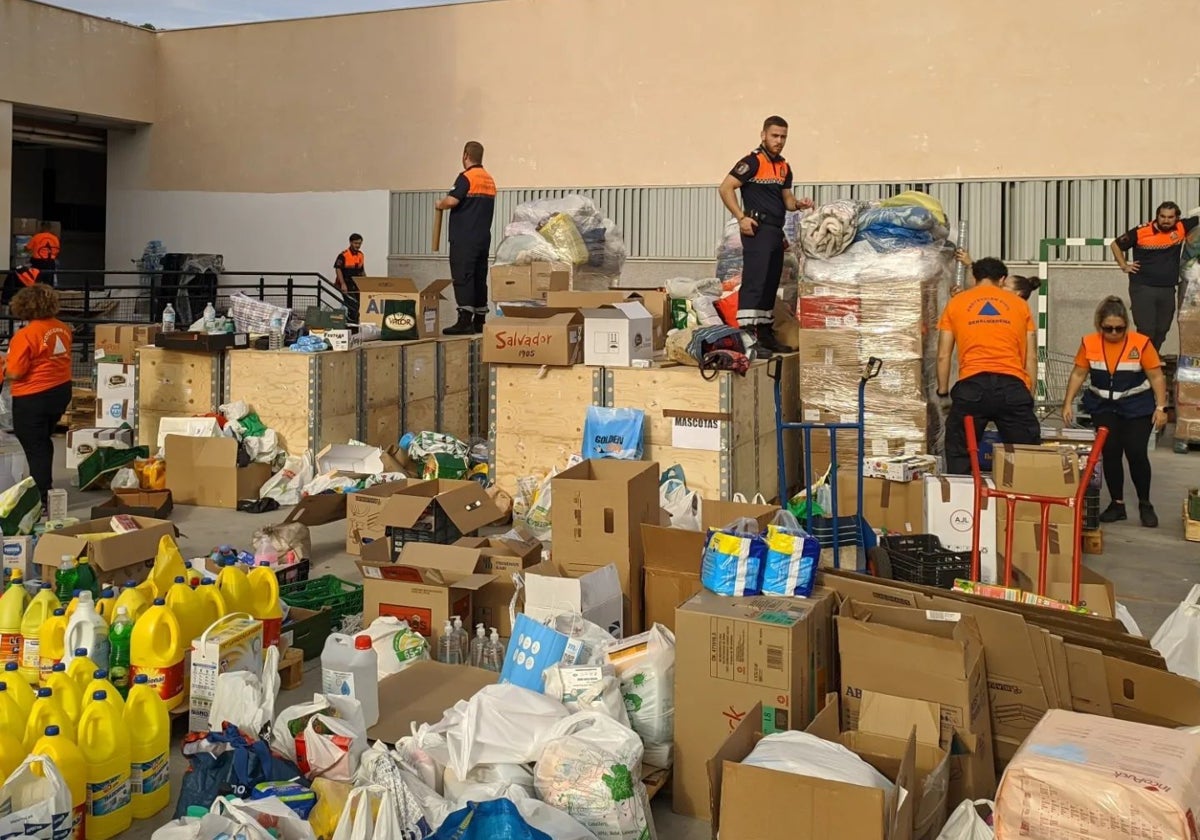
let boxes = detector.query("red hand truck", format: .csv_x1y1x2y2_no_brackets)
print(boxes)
964,415,1108,605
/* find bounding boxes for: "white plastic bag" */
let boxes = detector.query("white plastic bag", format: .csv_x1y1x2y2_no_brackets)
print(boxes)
361,617,430,679
1115,601,1143,637
1150,584,1200,679
936,800,994,839
209,645,280,735
301,713,367,782
660,478,701,531
272,694,331,761
355,743,447,835
443,762,536,802
331,784,431,840
543,663,631,727
260,453,314,506
152,813,245,840
211,797,316,840
605,624,675,767
395,726,448,794
434,683,570,779
0,755,74,840
743,730,894,792
111,467,140,490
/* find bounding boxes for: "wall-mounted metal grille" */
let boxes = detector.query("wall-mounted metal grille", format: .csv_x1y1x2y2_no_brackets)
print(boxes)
391,176,1200,263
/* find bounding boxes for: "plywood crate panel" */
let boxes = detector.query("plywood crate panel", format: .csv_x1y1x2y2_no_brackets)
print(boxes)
404,396,437,436
136,346,225,415
360,343,404,409
227,349,360,455
439,391,472,442
363,406,401,449
438,336,474,397
404,340,438,403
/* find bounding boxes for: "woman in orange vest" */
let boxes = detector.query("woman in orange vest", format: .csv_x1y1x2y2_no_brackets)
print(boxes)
1062,296,1168,528
5,284,73,508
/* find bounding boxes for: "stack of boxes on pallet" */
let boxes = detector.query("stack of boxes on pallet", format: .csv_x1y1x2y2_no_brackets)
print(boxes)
1176,281,1200,444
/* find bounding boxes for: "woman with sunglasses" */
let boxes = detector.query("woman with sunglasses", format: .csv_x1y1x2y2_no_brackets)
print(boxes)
1062,296,1168,527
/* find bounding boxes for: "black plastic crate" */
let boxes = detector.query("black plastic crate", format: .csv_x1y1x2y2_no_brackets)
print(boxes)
806,515,860,549
1083,485,1100,531
273,558,310,587
880,534,971,589
385,509,464,560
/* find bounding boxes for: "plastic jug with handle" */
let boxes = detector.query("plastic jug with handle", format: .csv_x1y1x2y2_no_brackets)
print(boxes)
19,583,59,684
182,561,203,587
3,662,34,715
66,648,95,696
23,687,74,749
216,558,253,615
84,669,124,715
113,581,149,622
46,662,82,726
65,592,110,672
0,683,25,741
78,690,133,840
247,564,282,648
125,674,171,818
0,728,24,786
95,588,118,622
194,580,227,632
320,633,379,727
39,608,68,685
165,576,206,649
130,599,184,710
148,536,187,598
31,724,87,840
0,570,29,668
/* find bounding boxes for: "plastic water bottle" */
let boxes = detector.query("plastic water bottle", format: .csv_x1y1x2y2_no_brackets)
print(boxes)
451,616,469,664
954,219,970,288
161,303,176,333
481,628,504,673
268,315,283,350
202,303,217,334
320,634,379,728
469,624,486,668
437,621,462,665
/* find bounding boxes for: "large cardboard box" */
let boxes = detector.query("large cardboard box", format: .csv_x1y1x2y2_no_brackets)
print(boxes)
357,277,450,336
94,324,162,363
34,517,178,579
836,599,997,803
189,616,264,733
546,290,671,349
640,498,778,633
924,475,997,583
481,307,583,366
992,443,1080,517
490,262,571,302
165,436,274,509
358,543,494,649
672,588,836,821
345,480,409,556
370,660,499,742
65,426,133,470
522,562,625,638
95,362,137,429
372,479,503,559
456,533,543,636
551,459,659,635
582,302,655,367
833,468,926,534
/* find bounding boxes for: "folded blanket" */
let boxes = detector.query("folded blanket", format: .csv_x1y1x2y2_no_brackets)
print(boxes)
799,200,863,259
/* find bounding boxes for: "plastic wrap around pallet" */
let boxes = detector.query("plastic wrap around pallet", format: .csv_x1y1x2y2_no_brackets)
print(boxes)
493,195,627,282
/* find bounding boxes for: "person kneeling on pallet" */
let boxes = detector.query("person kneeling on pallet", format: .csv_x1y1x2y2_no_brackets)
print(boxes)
1062,296,1168,528
936,256,1041,475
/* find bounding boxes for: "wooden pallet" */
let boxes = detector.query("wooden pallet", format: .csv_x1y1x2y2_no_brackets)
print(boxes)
278,646,305,690
1081,528,1103,556
1185,505,1200,544
642,765,672,801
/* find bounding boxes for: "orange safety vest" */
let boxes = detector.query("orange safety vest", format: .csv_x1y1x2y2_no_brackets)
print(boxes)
1080,331,1155,417
1134,220,1187,250
16,267,39,287
338,249,365,273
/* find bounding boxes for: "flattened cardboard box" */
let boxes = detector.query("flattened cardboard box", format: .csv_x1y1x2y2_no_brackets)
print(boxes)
481,306,583,366
370,660,499,743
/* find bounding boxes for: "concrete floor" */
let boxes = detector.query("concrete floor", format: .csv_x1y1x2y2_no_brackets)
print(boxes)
45,431,1200,840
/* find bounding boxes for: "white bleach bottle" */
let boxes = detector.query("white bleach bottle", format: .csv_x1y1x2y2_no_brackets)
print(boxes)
321,633,379,727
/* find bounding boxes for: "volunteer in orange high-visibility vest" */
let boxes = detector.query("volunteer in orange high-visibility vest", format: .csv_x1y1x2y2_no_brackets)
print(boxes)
5,284,73,508
27,222,61,286
1063,296,1168,528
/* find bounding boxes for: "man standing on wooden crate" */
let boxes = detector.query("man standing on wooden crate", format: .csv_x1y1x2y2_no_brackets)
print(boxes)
27,222,60,287
334,233,366,325
436,141,496,336
1110,201,1199,350
718,115,813,355
937,257,1041,475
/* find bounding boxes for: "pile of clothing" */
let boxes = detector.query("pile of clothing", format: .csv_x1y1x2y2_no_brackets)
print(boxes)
493,195,628,285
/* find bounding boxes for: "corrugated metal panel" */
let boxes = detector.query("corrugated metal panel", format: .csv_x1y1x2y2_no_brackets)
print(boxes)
391,176,1200,261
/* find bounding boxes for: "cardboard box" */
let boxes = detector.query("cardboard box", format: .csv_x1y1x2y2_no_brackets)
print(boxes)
456,533,543,636
324,329,361,352
281,493,348,529
358,543,494,648
189,616,264,733
490,262,571,302
551,459,660,635
316,443,385,476
481,307,583,366
369,479,503,560
863,454,938,483
709,700,918,840
582,302,655,367
153,416,222,450
924,475,997,583
369,660,499,742
1,536,35,581
90,490,174,520
94,362,137,429
796,328,861,368
357,277,450,337
798,291,862,330
546,290,671,349
34,516,178,579
862,476,926,534
836,599,997,803
640,498,778,633
345,480,409,556
11,218,38,236
522,562,625,638
672,588,836,821
153,331,249,352
65,426,133,470
164,435,274,509
94,324,162,363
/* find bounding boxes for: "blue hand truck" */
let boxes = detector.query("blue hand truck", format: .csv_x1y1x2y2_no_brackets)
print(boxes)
768,356,882,571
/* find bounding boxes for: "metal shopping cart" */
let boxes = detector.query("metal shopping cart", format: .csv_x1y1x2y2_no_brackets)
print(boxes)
769,356,882,571
1036,350,1085,421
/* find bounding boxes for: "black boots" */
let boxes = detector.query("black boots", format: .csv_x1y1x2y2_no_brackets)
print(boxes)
1099,500,1159,527
473,312,486,334
443,310,475,336
1098,501,1126,523
1139,502,1158,528
753,324,795,356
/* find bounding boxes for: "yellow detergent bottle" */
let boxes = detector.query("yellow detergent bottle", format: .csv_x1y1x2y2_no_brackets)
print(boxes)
216,559,253,615
83,669,124,715
165,576,206,650
65,591,81,621
39,609,69,685
0,571,30,668
78,690,132,840
182,561,203,587
194,580,227,633
125,674,170,819
24,687,74,749
130,599,184,710
2,662,35,715
113,581,149,623
0,682,25,741
247,564,283,648
95,588,118,622
66,649,96,698
0,728,24,785
19,583,60,684
148,536,187,599
46,662,82,727
32,724,87,840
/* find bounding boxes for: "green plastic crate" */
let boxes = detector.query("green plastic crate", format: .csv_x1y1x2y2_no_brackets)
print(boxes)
280,574,363,621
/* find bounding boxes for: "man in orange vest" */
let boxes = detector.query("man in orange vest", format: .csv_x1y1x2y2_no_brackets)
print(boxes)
27,222,60,286
333,233,366,324
1110,201,1200,349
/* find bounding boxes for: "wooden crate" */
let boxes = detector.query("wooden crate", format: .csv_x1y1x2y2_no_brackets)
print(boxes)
437,336,479,443
135,347,226,446
226,349,360,455
1185,506,1200,543
439,390,472,442
490,364,604,496
404,340,437,403
359,343,404,447
1081,528,1105,555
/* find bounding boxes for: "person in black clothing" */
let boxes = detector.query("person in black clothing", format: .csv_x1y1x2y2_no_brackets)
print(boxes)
1110,201,1200,350
718,116,814,356
334,233,366,324
437,141,497,335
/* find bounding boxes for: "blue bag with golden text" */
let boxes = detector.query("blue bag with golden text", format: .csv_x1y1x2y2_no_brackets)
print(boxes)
582,406,644,459
701,517,767,596
761,510,820,597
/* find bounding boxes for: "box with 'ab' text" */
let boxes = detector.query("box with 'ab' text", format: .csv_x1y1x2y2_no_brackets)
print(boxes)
483,307,583,366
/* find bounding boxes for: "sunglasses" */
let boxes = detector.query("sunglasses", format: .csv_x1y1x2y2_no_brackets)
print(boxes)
1101,324,1127,334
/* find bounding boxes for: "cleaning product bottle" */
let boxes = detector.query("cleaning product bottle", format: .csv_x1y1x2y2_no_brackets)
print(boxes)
148,536,187,599
451,616,469,663
0,571,29,668
182,561,203,587
107,607,134,699
46,662,82,727
95,588,118,622
469,623,486,667
55,557,79,603
75,555,100,599
24,687,74,749
66,648,96,696
0,728,24,787
64,590,81,621
130,599,184,710
194,580,227,633
215,558,252,615
113,581,149,622
0,683,25,742
481,628,504,673
166,576,206,651
320,634,379,728
78,690,133,840
84,669,124,715
32,724,87,839
39,608,69,685
19,582,58,683
125,674,171,819
3,662,35,715
65,592,110,672
246,564,282,648
436,620,461,665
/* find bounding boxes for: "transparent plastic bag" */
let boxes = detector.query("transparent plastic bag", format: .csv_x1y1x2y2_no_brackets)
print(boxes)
761,510,820,597
537,213,588,266
700,517,767,596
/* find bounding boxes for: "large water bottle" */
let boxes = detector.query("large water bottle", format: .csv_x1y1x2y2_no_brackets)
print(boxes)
320,633,379,727
202,303,217,334
161,303,176,333
954,219,970,289
268,315,283,350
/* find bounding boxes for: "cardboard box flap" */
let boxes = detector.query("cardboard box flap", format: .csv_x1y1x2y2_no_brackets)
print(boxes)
382,480,502,533
701,500,779,530
283,493,348,526
837,601,983,677
491,307,583,326
860,691,941,747
369,660,498,742
394,543,493,587
640,525,705,576
708,700,767,834
355,276,419,293
423,278,452,298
